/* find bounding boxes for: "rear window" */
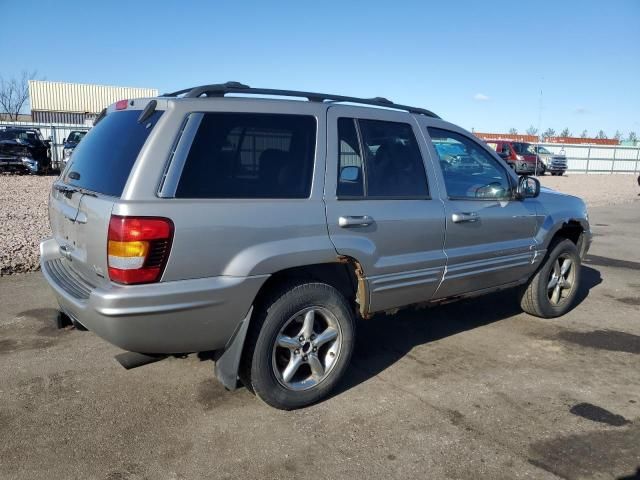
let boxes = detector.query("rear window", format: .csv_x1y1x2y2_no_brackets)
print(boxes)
175,113,316,199
63,109,163,196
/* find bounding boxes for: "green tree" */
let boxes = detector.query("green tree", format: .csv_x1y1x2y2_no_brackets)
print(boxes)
614,130,623,140
526,125,538,135
596,130,608,139
560,128,571,137
627,131,637,144
508,128,518,135
580,130,588,138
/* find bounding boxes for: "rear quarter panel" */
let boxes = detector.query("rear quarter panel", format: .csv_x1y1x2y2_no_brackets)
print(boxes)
117,98,337,281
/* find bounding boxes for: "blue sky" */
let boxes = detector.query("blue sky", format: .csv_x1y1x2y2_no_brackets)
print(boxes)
1,0,638,137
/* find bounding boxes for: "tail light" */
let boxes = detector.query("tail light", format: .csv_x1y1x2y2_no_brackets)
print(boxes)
115,99,129,110
107,216,174,284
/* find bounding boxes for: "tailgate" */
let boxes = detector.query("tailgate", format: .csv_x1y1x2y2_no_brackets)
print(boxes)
49,187,114,288
47,102,165,288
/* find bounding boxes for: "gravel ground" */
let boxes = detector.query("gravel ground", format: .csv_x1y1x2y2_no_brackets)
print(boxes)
0,173,638,276
539,173,640,208
0,175,55,276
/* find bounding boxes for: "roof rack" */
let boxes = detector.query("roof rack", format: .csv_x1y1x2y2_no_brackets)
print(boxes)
161,81,440,118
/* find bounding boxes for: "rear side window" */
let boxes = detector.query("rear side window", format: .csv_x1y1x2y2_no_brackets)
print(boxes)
176,113,316,198
63,110,163,197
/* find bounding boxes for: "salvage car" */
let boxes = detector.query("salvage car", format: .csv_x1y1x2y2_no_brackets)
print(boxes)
0,126,51,174
533,145,568,176
61,130,88,166
41,83,591,409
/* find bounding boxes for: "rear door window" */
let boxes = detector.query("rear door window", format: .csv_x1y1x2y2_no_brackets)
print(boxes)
336,118,429,198
176,113,316,198
63,109,163,197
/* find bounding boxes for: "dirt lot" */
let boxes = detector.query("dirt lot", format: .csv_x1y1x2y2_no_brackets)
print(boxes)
539,173,640,208
0,173,638,277
0,199,639,479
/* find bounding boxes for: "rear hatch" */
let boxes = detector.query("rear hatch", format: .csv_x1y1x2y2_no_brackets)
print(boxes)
49,105,164,288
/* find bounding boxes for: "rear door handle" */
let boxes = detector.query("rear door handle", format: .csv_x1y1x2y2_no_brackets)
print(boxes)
339,215,374,228
451,212,479,223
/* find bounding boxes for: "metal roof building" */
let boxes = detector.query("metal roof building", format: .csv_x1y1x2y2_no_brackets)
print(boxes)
28,80,158,124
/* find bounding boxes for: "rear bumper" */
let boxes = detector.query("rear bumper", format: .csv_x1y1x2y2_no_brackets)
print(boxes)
40,238,267,354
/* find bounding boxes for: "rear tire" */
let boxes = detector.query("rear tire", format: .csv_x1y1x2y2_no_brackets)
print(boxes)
520,239,581,318
240,282,355,410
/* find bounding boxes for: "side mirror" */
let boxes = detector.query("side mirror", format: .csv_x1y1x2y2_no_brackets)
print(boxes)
516,175,540,199
339,166,360,183
62,137,66,143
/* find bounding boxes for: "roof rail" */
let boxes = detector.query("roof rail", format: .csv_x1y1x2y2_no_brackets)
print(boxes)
161,81,440,118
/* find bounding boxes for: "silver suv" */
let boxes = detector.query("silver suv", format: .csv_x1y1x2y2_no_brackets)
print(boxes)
41,82,591,409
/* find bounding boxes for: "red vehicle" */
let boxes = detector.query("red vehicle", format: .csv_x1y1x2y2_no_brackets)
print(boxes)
485,140,546,175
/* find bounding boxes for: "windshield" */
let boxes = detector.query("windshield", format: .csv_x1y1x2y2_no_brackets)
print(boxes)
511,142,533,155
67,131,87,143
63,109,163,197
535,146,552,155
0,129,44,143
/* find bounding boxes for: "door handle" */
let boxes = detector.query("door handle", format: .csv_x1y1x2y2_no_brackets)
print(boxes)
451,212,479,223
338,215,374,228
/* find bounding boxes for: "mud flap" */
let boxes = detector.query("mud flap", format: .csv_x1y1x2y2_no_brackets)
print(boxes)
214,307,254,390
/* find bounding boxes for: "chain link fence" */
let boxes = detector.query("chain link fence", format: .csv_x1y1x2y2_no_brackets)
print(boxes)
0,121,91,170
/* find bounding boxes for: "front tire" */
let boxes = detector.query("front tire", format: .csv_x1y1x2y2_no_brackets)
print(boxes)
240,282,355,410
520,239,581,318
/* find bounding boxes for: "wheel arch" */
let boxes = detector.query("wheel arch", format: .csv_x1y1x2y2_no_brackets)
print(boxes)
213,259,366,391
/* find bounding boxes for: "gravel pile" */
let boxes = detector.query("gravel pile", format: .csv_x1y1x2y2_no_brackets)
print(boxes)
0,173,638,276
0,175,55,275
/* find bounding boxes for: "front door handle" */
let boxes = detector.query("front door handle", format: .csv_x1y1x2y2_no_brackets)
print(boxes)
339,215,374,228
451,212,479,223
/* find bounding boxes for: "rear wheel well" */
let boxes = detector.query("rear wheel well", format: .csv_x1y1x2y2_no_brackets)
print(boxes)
252,262,359,313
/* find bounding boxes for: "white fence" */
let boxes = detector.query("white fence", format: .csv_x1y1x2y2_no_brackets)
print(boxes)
0,121,91,168
2,121,639,174
539,143,640,173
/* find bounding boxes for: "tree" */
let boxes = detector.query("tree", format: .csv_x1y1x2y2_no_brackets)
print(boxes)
526,125,538,135
542,128,556,139
596,130,608,139
580,130,588,138
560,128,571,137
614,130,623,140
628,131,638,144
0,70,36,121
508,128,518,135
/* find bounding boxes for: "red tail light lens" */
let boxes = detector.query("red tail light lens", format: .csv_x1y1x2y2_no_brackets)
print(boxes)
107,216,174,284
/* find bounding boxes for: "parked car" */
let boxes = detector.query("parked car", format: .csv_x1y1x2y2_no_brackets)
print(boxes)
40,83,591,410
0,126,51,174
485,140,546,175
533,145,568,176
61,130,88,166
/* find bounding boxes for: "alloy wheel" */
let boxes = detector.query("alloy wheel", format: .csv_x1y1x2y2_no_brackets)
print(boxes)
271,306,342,391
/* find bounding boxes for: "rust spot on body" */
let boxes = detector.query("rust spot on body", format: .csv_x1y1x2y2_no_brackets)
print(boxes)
338,255,371,319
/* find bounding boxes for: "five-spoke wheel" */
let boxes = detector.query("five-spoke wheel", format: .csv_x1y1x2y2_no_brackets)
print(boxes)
520,238,581,318
240,282,355,410
272,307,341,390
547,254,575,305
